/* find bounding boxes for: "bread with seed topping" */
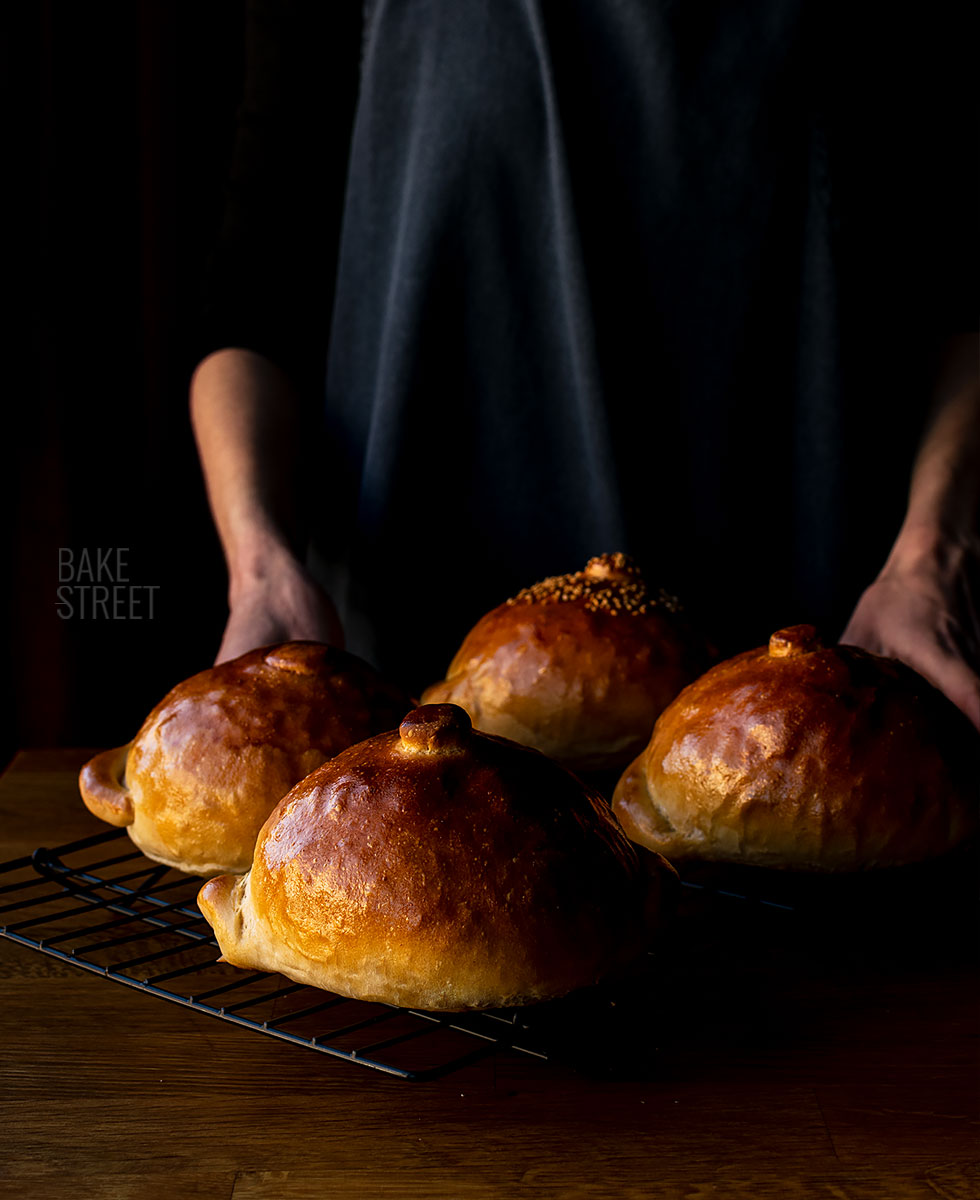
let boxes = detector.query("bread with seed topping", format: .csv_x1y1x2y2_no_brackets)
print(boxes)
420,554,711,773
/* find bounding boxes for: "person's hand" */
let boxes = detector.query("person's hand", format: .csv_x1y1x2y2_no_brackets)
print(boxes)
840,537,980,730
216,547,344,664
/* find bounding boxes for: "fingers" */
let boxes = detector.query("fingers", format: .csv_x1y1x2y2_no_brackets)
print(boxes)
898,645,980,731
841,581,980,731
215,567,346,665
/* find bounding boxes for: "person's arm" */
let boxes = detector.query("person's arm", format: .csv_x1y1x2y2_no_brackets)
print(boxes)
841,333,980,728
188,4,361,662
190,347,343,663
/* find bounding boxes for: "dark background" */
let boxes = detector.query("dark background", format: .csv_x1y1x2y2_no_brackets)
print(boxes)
6,2,256,771
6,4,977,775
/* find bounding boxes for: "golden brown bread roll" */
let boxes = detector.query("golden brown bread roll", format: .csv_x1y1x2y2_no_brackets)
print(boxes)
198,704,673,1011
79,642,412,876
612,624,980,871
420,553,710,773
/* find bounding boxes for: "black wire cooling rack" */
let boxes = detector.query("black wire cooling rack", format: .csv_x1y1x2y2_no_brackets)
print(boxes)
0,827,830,1082
0,828,567,1081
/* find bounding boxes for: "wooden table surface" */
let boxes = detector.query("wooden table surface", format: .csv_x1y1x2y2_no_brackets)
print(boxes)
0,749,977,1200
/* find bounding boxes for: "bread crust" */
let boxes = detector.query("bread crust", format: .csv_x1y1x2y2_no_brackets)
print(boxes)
421,554,708,772
198,704,673,1011
612,625,980,871
79,642,412,876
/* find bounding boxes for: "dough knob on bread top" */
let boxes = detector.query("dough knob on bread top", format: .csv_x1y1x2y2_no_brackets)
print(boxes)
767,623,822,657
398,703,472,752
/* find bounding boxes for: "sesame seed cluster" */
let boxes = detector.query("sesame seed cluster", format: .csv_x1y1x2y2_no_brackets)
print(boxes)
505,553,682,616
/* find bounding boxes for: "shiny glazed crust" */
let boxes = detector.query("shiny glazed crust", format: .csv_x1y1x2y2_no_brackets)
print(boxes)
79,642,412,876
421,554,708,772
198,705,672,1011
612,625,980,871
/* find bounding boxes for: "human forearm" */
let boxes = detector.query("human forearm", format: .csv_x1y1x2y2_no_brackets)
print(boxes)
190,346,304,596
885,333,980,564
189,347,342,660
842,334,980,727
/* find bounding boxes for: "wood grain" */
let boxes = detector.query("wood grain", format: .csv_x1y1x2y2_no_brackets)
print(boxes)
0,751,977,1200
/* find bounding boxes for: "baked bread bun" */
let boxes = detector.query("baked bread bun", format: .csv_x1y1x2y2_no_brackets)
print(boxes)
612,624,980,871
79,642,412,877
198,704,673,1011
420,553,709,774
